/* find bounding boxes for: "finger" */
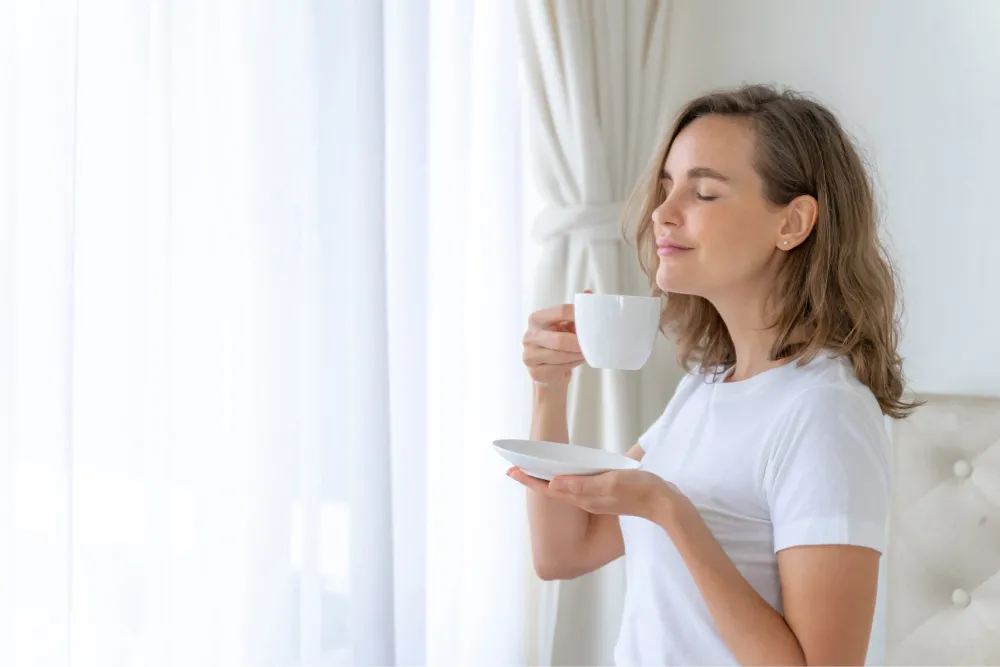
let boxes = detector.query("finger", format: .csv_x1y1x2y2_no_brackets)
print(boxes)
531,360,585,382
523,345,584,365
508,468,591,507
541,322,576,337
528,303,575,329
546,359,585,370
550,474,603,496
545,480,610,512
525,329,582,354
539,360,586,375
549,476,582,495
543,487,606,514
506,467,551,493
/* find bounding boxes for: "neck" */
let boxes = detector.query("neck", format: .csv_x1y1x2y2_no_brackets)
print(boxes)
709,287,788,383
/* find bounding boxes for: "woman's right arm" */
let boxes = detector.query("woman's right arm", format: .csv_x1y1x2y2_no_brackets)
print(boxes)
515,302,642,580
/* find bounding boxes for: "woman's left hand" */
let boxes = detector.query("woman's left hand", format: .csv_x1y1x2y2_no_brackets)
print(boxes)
509,467,690,523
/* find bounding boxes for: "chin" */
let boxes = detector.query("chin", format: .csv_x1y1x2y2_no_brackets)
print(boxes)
656,262,701,296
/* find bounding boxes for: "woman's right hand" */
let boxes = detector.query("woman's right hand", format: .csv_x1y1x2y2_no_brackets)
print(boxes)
522,300,587,388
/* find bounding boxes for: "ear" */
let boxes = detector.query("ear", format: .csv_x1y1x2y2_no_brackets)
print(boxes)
776,195,818,251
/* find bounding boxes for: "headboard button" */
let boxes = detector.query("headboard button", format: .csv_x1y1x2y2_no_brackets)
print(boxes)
953,459,972,478
952,588,971,607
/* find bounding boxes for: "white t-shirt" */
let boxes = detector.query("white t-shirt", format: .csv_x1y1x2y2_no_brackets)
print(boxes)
614,353,892,666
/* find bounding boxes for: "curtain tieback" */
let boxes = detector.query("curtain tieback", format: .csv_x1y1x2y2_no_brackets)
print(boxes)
532,202,624,244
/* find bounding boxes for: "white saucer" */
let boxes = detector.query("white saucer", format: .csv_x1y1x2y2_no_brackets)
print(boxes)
493,438,640,481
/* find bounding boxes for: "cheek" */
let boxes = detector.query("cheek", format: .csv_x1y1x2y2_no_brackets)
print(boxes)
656,206,773,293
698,207,772,271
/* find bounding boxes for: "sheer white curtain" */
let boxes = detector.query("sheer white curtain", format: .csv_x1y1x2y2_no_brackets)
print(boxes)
338,0,530,664
2,0,330,665
2,0,529,666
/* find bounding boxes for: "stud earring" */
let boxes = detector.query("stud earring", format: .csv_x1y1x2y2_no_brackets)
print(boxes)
782,240,789,246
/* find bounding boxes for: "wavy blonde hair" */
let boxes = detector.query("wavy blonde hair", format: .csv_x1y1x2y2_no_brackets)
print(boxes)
626,84,918,419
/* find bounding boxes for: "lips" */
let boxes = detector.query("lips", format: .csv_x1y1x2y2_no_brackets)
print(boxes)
656,238,693,256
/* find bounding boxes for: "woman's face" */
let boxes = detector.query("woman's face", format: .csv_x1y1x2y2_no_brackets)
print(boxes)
653,115,786,300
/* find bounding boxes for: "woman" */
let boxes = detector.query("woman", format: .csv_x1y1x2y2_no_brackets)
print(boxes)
509,85,918,666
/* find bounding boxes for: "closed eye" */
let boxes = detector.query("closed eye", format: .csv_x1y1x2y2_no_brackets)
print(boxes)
696,193,718,202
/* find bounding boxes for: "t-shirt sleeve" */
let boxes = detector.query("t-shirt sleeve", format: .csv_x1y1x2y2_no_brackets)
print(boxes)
638,372,698,455
764,386,892,554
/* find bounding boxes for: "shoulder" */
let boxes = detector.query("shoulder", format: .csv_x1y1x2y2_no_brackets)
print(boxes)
766,356,891,480
779,354,886,430
764,356,893,553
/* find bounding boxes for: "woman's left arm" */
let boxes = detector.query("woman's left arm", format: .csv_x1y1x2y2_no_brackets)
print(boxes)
657,493,879,666
538,470,880,666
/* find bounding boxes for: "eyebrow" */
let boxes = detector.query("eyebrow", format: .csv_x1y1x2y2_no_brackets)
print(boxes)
660,166,732,183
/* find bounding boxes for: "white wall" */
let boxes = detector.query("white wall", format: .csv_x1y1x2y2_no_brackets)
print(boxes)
661,1,1000,663
663,0,1000,398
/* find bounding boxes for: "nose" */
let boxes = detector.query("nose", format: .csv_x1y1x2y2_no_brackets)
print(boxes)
652,194,680,229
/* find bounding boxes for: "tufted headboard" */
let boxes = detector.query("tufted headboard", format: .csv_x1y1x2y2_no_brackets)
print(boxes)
886,393,1000,665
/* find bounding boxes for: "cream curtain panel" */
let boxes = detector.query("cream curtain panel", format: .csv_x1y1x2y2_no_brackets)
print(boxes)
516,1,683,664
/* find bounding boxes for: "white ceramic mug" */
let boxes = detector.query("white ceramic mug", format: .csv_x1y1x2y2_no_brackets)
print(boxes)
573,293,661,370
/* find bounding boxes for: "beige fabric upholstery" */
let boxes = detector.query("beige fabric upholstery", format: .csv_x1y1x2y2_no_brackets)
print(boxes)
886,394,1000,665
